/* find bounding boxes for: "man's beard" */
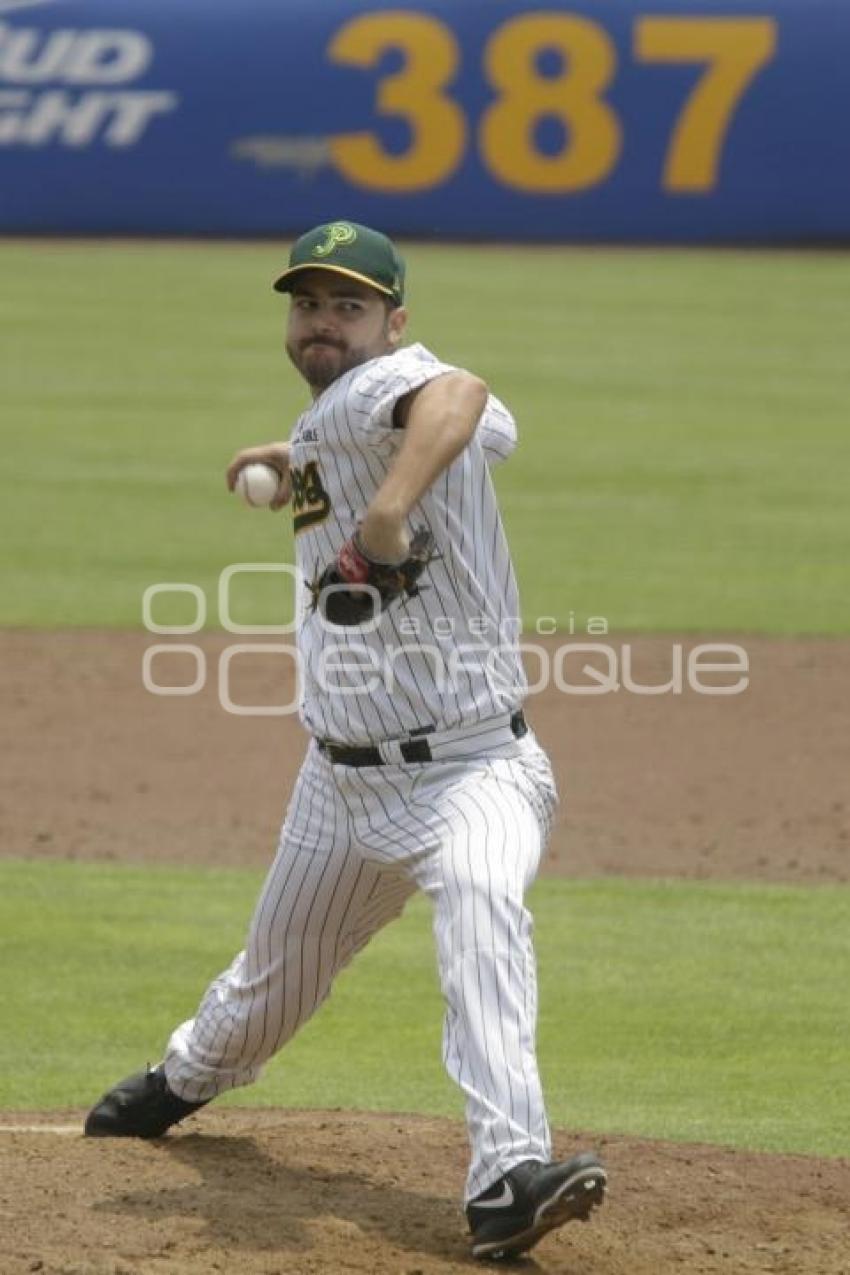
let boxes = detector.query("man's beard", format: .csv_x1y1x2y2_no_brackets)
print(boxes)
287,338,364,392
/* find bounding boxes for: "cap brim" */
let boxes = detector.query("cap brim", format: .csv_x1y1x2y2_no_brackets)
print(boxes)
272,262,396,299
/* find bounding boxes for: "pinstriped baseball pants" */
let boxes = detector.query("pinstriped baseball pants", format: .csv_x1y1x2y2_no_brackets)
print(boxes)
165,733,558,1202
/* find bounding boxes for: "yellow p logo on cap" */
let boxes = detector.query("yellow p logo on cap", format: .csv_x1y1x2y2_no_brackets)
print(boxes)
313,222,357,258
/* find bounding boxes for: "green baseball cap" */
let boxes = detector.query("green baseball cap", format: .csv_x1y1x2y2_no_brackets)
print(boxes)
273,220,405,305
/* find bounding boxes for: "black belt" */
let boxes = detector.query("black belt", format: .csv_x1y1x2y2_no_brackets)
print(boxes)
318,711,528,767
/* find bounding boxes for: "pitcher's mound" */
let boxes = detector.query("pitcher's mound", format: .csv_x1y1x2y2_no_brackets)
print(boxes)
3,1109,848,1274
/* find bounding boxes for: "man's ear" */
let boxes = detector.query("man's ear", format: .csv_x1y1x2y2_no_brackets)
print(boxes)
387,305,408,348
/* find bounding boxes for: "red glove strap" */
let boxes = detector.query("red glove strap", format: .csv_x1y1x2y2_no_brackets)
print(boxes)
336,537,371,584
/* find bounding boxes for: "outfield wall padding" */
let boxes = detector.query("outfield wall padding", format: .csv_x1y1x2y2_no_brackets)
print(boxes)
1,0,848,241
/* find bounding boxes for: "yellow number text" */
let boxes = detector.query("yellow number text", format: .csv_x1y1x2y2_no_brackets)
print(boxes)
635,17,777,192
480,13,622,193
328,11,466,192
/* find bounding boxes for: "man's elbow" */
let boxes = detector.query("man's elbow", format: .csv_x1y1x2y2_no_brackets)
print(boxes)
408,371,489,445
449,372,489,437
457,372,489,415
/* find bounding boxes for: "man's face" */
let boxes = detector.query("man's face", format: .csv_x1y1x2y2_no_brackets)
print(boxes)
285,271,407,395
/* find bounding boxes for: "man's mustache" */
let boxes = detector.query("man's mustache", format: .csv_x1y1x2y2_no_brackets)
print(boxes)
302,338,344,352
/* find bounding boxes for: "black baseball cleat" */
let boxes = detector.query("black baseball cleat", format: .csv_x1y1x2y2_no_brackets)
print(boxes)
467,1152,607,1261
84,1064,209,1138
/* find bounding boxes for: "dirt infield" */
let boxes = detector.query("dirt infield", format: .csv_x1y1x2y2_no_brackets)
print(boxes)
3,629,849,1273
2,1111,849,1275
3,630,848,881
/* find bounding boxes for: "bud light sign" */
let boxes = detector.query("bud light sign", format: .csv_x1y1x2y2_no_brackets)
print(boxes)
1,0,849,241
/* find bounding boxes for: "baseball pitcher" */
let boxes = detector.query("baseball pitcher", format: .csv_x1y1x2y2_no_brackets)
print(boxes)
85,221,607,1262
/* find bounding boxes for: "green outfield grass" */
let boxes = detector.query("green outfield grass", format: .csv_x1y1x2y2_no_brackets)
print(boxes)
1,241,848,633
2,859,847,1157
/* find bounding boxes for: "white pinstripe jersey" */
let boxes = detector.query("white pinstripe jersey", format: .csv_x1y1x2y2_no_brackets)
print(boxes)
288,342,526,745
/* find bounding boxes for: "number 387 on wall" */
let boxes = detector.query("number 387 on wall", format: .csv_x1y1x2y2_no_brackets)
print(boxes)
327,11,777,194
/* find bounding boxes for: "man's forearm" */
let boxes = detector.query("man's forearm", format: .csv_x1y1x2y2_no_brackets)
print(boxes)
360,372,488,558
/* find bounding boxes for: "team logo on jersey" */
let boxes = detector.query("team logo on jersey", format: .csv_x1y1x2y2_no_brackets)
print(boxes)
313,222,356,258
291,460,331,533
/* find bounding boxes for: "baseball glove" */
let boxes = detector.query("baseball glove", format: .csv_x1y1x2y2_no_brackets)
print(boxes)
308,526,437,626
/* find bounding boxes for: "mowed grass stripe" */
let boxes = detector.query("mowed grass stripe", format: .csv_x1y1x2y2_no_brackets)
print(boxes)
1,859,847,1157
1,242,848,632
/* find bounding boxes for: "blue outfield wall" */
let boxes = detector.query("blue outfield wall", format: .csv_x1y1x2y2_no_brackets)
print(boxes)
0,0,848,241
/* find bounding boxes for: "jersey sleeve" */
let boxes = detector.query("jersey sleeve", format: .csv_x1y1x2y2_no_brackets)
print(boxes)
478,394,518,467
347,344,457,444
348,344,518,466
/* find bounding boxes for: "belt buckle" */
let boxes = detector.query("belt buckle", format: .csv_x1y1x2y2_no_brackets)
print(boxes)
377,738,406,765
400,738,432,763
376,736,433,764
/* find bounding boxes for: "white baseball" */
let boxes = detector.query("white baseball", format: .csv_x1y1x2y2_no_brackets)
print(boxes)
236,462,279,508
